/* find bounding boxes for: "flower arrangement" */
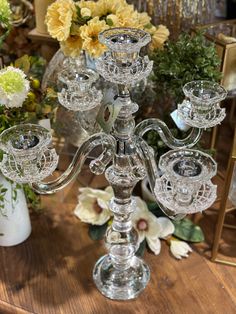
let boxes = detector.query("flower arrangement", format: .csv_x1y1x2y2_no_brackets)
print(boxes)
0,0,12,45
74,186,203,259
45,0,169,58
0,0,11,29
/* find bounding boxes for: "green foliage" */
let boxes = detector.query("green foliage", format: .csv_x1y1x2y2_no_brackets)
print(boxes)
136,240,146,257
23,184,41,211
88,223,108,240
0,179,21,216
147,203,205,243
0,183,8,216
151,31,222,103
173,218,205,242
147,201,166,217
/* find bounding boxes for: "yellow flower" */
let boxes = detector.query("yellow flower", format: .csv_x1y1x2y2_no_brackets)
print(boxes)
60,35,83,58
45,0,76,42
137,12,152,28
149,24,170,50
80,17,108,58
115,5,139,28
106,14,120,27
146,24,157,35
96,0,128,17
81,7,91,18
78,0,98,17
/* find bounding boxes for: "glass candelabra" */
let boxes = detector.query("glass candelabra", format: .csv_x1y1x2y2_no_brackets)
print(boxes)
0,27,227,300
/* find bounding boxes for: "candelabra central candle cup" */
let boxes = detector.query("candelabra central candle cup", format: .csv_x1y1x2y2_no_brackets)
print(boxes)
96,28,153,85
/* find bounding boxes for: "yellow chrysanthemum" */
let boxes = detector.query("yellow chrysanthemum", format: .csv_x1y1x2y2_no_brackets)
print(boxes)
149,25,170,50
115,5,139,28
106,14,120,27
95,0,128,17
146,24,157,35
81,7,91,18
80,17,108,58
45,0,76,42
136,12,152,29
61,35,83,58
78,0,98,17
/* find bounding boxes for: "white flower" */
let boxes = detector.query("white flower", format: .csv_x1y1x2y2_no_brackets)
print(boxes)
74,186,113,225
0,66,30,108
170,239,193,259
132,197,175,255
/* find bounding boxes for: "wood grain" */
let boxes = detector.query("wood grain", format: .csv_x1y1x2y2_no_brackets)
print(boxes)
0,173,235,314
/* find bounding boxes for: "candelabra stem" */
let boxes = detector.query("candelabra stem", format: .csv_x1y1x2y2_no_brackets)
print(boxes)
93,89,150,300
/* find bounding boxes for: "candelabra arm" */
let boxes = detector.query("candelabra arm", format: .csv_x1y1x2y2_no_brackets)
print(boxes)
135,118,202,149
32,133,116,194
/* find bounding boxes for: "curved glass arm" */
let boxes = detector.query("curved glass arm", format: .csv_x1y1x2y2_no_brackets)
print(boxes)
136,137,186,220
32,133,116,194
135,118,202,149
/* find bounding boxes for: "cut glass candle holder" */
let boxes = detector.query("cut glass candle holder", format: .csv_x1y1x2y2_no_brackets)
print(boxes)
154,149,217,216
95,28,153,85
177,81,227,128
0,124,58,183
58,68,102,112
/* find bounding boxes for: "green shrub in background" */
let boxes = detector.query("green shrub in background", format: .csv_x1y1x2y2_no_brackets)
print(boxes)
151,31,222,104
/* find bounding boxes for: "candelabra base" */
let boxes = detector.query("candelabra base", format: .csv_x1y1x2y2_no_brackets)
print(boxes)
93,254,150,300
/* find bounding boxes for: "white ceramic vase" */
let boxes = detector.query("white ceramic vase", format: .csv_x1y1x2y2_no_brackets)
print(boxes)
0,175,31,247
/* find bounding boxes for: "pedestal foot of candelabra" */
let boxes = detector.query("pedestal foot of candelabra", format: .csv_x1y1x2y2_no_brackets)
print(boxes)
93,254,150,300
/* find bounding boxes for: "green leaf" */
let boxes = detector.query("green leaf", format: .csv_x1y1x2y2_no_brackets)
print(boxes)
88,223,108,241
173,218,204,242
147,202,166,217
14,55,31,74
136,240,146,257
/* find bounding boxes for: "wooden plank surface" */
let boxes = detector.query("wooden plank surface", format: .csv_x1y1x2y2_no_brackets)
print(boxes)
0,172,235,314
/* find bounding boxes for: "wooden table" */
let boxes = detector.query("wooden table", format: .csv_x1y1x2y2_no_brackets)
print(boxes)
0,142,236,314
